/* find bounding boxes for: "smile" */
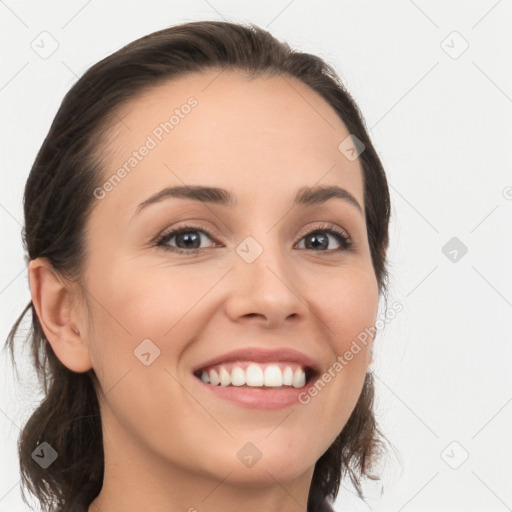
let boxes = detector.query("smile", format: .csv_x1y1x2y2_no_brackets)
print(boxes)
193,361,316,389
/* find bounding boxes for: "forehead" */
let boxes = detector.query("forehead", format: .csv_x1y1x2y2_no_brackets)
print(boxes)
94,69,365,216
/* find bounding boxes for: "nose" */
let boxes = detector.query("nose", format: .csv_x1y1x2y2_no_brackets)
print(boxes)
224,239,309,329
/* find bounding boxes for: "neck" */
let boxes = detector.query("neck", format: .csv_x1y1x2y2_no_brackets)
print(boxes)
88,407,315,512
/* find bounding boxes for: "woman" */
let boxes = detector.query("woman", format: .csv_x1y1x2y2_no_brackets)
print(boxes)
5,20,392,512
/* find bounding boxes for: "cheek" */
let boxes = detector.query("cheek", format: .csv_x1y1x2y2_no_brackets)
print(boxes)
89,261,199,328
315,265,379,349
82,264,205,429
305,266,378,419
84,263,216,375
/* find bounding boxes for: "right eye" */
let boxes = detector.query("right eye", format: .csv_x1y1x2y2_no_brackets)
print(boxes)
155,225,220,254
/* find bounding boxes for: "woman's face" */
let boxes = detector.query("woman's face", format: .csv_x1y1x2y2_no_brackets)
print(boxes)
79,70,379,493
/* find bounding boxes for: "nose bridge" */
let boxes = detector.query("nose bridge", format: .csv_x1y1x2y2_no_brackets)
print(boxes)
236,226,288,282
226,229,307,326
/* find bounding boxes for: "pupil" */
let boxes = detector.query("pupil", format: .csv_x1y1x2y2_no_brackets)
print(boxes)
178,232,200,248
307,232,327,250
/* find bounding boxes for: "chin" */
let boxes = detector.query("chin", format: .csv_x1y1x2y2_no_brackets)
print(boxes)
201,444,318,486
217,461,313,488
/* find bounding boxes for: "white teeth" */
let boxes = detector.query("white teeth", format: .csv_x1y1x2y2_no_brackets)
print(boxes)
210,369,220,386
292,367,306,388
264,365,283,387
246,363,264,386
200,362,307,388
219,365,231,386
231,366,246,386
282,366,293,386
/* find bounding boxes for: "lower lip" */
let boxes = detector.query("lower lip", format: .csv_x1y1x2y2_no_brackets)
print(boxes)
193,375,316,410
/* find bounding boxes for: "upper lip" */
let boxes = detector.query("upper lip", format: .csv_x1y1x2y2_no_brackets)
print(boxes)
192,347,321,375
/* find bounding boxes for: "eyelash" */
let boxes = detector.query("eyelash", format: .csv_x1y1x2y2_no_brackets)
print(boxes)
154,223,353,255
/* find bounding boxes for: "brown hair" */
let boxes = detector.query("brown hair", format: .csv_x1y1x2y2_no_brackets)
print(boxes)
4,20,393,512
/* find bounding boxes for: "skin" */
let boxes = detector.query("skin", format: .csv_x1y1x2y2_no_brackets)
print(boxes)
29,69,379,512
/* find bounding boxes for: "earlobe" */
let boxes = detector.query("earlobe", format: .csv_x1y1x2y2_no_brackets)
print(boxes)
367,341,374,369
28,258,92,373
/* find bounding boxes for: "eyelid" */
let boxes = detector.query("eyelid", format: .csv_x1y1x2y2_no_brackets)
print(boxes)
154,221,222,245
294,222,352,246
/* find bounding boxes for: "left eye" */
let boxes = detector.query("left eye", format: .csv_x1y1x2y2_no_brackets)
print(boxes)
295,229,351,251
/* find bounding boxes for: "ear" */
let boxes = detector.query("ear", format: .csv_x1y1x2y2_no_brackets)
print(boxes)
28,257,93,373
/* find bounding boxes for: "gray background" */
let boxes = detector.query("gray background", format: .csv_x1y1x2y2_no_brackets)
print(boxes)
1,1,511,511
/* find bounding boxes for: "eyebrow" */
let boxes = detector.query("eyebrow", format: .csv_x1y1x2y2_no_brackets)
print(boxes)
134,184,363,216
